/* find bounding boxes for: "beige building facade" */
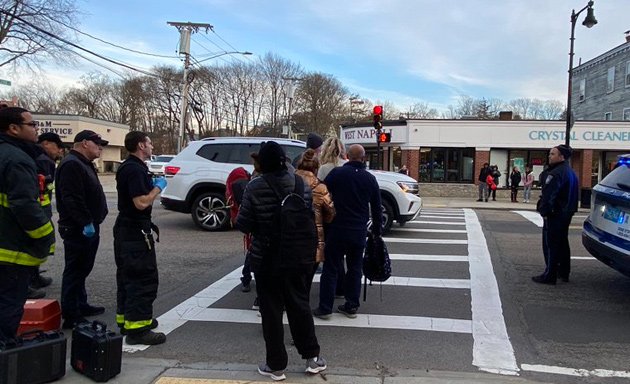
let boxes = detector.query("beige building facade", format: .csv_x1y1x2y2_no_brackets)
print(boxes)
34,114,129,172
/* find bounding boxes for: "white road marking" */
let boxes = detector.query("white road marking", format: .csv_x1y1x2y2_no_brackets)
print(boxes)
391,228,467,234
410,220,466,226
421,209,464,213
184,308,472,334
383,237,467,244
572,256,596,260
124,267,243,353
521,364,630,378
418,215,466,220
465,209,519,375
312,274,470,289
389,253,468,262
513,210,543,227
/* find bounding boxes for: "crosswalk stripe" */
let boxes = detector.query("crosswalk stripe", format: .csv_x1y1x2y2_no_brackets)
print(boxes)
409,220,466,226
383,237,468,244
418,215,466,220
389,254,468,262
184,308,473,334
390,228,467,234
312,274,469,289
513,210,543,227
464,209,518,375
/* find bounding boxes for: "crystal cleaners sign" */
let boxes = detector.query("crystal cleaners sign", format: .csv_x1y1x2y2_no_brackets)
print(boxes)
529,130,630,142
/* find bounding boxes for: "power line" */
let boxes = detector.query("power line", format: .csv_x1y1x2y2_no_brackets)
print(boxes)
0,9,163,79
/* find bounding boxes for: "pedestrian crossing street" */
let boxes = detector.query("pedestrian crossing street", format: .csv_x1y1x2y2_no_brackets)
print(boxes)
126,208,519,374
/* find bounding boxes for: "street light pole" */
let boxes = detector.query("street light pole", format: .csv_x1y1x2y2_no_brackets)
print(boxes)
565,1,597,147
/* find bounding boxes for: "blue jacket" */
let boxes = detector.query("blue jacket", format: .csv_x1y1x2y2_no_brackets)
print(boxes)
324,161,382,236
537,160,579,217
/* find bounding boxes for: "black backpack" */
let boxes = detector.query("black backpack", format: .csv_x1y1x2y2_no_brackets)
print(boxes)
263,174,318,271
362,231,392,300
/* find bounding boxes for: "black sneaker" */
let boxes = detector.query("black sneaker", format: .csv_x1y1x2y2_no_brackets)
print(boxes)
337,304,358,318
531,275,556,285
258,363,286,381
79,305,105,316
30,274,52,289
62,317,88,329
126,330,166,345
252,297,259,310
305,356,327,374
27,286,46,299
241,282,251,292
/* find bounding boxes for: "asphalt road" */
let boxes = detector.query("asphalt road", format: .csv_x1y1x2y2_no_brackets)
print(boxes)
40,197,630,383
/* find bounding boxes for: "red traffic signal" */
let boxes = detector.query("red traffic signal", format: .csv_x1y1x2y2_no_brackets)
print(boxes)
373,105,383,131
378,132,391,143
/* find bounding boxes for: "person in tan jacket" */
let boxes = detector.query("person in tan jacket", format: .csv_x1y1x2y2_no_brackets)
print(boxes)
295,149,336,288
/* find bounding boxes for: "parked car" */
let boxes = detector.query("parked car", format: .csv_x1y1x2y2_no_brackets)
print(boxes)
582,154,630,276
148,155,176,175
160,137,422,232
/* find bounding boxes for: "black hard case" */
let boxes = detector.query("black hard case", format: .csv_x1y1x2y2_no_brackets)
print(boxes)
0,330,67,384
71,321,123,382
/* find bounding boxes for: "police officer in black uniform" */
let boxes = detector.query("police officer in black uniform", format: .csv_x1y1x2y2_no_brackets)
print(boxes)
114,131,167,345
533,144,579,285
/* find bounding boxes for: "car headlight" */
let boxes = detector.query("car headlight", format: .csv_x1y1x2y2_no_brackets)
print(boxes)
397,181,419,194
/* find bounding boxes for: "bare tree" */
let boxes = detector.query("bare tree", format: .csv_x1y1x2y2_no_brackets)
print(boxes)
406,101,439,119
293,72,348,136
0,0,79,68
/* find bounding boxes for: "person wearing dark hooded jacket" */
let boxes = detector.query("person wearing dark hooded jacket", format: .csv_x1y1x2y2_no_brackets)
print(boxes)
236,141,327,381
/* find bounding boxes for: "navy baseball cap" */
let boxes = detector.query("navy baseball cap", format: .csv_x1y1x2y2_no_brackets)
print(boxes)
74,130,109,146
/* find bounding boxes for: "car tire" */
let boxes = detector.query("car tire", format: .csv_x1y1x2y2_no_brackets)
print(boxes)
381,199,394,233
191,192,230,231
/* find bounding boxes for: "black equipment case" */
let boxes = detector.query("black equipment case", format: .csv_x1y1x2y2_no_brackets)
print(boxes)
71,321,123,382
0,330,67,384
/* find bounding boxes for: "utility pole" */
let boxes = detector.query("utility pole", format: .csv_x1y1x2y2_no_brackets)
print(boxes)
282,77,302,139
168,22,212,153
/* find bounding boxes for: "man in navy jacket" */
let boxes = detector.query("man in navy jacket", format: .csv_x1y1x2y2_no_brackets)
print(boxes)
314,144,382,319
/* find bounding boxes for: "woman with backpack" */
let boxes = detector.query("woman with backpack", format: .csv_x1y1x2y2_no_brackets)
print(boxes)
236,141,327,380
296,149,336,290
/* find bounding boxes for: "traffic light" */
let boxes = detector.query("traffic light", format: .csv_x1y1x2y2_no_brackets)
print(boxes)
378,132,391,143
373,105,383,131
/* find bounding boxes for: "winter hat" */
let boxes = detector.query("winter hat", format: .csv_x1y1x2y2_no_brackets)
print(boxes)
258,141,287,173
554,144,573,159
306,132,323,150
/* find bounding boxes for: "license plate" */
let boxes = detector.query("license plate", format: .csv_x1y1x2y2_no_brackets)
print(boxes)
602,206,628,225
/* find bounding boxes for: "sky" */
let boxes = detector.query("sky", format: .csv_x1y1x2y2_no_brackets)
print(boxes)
3,0,630,113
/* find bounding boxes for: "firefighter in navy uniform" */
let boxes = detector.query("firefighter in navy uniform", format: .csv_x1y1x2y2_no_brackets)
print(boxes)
114,131,167,345
0,107,56,342
533,144,579,285
26,132,66,297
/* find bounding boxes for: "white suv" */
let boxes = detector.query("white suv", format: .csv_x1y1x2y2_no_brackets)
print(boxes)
160,137,422,232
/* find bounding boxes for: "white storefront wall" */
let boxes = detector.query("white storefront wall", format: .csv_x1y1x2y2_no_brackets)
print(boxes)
341,120,630,151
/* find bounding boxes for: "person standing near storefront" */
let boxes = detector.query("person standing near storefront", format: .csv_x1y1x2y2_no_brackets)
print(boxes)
509,166,522,203
523,165,534,203
477,163,490,202
490,165,501,201
114,131,167,345
56,130,109,329
533,145,578,285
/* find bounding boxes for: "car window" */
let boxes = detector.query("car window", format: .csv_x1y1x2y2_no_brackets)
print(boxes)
282,144,305,163
154,156,174,162
196,144,232,163
600,164,630,191
196,143,264,164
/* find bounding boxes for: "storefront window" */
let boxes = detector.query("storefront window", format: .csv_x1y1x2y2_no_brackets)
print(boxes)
418,147,475,183
431,149,446,182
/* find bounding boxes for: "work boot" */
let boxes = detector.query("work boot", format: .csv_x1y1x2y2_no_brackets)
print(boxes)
126,330,166,345
79,305,105,316
30,273,52,289
27,286,46,299
62,316,88,329
119,319,159,335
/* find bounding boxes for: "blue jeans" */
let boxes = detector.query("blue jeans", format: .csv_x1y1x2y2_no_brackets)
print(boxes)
60,225,100,319
0,264,35,342
318,229,366,313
